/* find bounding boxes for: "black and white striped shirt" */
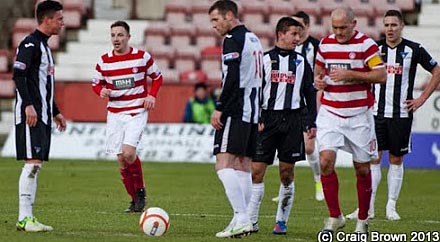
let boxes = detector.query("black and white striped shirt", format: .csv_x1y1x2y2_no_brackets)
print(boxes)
261,46,316,117
13,29,60,125
373,38,438,118
295,35,319,71
218,25,263,124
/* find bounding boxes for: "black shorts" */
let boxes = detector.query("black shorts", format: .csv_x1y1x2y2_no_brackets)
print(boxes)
253,110,305,164
213,116,257,157
15,121,51,161
374,116,412,156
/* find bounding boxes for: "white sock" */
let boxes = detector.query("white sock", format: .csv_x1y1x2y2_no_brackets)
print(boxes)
306,148,320,182
248,183,264,224
387,164,404,210
18,163,41,221
370,163,382,214
236,170,252,206
275,182,294,222
217,168,249,225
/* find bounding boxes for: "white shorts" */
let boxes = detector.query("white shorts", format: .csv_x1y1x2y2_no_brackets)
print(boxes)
105,111,148,154
316,107,378,162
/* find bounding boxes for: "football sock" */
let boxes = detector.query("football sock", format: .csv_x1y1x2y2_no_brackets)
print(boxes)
321,171,341,218
248,183,264,224
306,149,321,182
357,171,372,220
19,163,41,221
120,167,135,201
387,164,404,210
275,182,294,222
217,168,249,225
369,163,381,215
236,170,252,206
129,156,145,191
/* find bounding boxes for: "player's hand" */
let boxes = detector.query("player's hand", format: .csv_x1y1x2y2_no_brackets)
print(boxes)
25,105,37,127
307,127,317,139
211,110,223,130
100,88,111,98
143,95,156,111
53,113,67,132
405,98,425,112
314,73,327,90
258,123,265,132
329,68,349,82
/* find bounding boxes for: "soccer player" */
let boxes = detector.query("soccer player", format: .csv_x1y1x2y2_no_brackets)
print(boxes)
346,10,440,221
13,0,66,232
92,21,163,213
247,17,317,235
208,0,263,238
314,7,387,233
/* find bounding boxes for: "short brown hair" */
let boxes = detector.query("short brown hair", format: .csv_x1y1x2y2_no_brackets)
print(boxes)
208,0,238,18
36,0,63,25
111,20,130,34
384,10,404,23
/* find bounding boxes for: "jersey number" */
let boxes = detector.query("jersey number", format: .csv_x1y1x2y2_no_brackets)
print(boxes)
253,50,263,79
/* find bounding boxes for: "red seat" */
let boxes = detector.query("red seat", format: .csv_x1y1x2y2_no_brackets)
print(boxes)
170,23,195,48
267,0,296,26
241,0,268,26
175,46,200,73
0,73,15,98
180,70,208,84
144,21,170,46
145,44,175,70
0,49,10,73
201,46,222,77
191,0,211,24
165,0,190,24
195,25,220,50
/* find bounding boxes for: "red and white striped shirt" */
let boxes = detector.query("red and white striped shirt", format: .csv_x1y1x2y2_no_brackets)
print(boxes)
92,47,163,114
316,31,384,117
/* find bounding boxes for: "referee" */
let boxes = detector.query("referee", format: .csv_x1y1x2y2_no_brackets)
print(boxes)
13,0,66,232
247,17,317,235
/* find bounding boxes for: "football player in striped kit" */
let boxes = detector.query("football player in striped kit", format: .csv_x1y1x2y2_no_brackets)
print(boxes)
314,7,387,234
92,21,163,214
346,9,440,221
247,17,317,235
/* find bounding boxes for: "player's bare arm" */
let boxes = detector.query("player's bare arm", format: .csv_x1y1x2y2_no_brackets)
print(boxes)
143,95,156,111
53,113,67,132
330,66,386,84
313,65,327,90
25,105,38,127
405,65,440,112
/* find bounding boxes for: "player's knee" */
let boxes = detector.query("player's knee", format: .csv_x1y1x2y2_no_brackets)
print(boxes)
122,151,136,164
304,145,314,155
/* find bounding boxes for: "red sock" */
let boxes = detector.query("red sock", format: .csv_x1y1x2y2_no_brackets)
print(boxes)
120,167,135,201
128,156,145,191
357,171,372,220
321,171,341,218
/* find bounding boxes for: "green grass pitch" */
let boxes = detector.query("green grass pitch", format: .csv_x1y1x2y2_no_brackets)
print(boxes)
0,158,439,242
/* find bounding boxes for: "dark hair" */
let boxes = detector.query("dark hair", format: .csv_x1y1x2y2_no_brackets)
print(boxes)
384,9,403,23
292,11,310,26
36,0,63,25
194,82,208,91
111,20,130,34
276,17,303,40
208,0,238,18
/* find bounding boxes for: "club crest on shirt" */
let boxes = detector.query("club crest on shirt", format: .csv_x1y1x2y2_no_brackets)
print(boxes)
132,67,138,73
112,77,135,90
294,59,302,66
400,52,409,59
349,52,356,59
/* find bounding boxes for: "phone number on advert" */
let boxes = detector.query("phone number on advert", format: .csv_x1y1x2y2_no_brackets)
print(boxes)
317,231,440,242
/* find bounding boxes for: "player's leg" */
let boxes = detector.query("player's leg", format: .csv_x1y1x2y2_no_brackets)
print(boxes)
16,122,52,232
247,161,268,233
273,161,295,235
316,108,345,233
214,117,252,238
386,154,404,220
123,112,148,212
304,135,323,201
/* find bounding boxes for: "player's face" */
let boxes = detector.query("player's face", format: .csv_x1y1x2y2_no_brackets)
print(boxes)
209,9,231,37
383,16,404,44
46,10,64,35
111,26,130,55
278,26,302,50
332,16,356,43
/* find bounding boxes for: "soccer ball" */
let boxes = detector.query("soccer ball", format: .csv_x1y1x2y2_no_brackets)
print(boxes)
139,207,170,236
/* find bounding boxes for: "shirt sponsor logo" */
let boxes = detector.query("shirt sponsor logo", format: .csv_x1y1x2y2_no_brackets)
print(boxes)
386,64,403,74
13,61,26,70
112,77,135,90
328,63,351,72
271,70,296,84
222,52,240,62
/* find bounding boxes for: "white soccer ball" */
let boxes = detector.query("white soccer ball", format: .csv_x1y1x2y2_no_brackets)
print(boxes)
139,207,170,236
